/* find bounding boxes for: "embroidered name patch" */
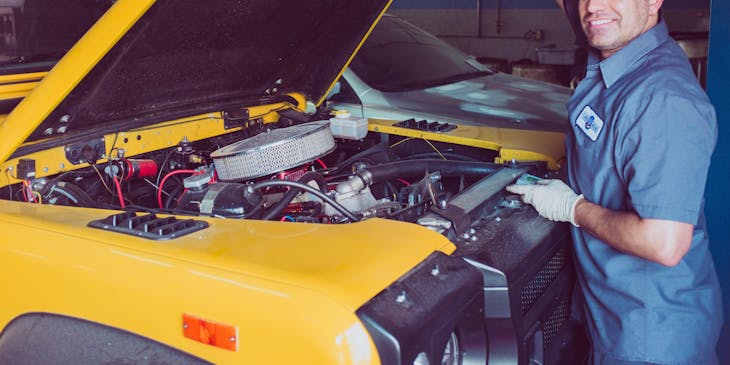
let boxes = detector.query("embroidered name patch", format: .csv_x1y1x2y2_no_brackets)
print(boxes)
575,105,604,141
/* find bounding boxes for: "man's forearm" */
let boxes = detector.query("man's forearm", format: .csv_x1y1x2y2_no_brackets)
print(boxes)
573,199,693,267
506,179,694,267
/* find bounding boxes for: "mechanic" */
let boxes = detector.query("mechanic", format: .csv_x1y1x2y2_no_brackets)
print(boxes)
507,0,723,364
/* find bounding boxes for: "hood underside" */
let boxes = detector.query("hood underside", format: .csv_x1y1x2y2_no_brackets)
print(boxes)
27,0,389,142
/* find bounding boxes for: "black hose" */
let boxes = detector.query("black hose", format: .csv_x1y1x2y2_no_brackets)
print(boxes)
261,172,328,221
364,159,499,184
46,181,98,208
164,185,184,209
39,170,94,196
332,142,393,173
250,180,359,222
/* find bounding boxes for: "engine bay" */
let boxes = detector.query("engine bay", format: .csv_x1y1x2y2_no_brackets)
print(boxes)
2,114,554,230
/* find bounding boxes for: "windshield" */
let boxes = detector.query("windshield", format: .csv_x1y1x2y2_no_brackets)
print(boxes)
0,0,110,75
349,15,492,92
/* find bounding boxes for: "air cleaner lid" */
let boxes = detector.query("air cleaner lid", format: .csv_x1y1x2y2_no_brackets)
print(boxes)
211,121,335,181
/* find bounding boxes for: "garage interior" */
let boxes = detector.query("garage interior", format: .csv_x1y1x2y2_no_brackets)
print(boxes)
386,0,728,361
388,0,709,88
0,0,726,363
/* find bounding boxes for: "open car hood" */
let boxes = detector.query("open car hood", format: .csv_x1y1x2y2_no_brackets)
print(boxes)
0,0,390,161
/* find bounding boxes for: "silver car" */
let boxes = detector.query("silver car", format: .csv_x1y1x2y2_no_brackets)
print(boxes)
328,14,571,134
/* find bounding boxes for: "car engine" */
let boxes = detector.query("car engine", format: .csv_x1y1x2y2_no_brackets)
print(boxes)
9,118,516,226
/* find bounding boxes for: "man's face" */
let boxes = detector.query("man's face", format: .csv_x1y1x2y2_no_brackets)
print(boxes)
578,0,662,58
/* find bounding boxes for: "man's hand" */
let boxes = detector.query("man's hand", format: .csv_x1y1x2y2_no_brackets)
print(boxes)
506,179,583,226
509,179,693,266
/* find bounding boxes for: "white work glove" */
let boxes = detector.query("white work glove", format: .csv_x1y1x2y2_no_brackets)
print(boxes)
506,179,584,227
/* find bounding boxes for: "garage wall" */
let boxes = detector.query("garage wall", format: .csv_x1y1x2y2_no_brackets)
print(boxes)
707,0,730,361
389,0,711,64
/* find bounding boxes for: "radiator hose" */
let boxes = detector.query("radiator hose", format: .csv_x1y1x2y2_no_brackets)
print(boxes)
351,159,499,189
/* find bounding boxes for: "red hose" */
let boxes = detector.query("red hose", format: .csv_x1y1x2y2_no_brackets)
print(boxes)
158,170,196,209
113,176,125,208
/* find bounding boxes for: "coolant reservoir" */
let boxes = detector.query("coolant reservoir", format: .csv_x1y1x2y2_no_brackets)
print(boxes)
329,110,368,140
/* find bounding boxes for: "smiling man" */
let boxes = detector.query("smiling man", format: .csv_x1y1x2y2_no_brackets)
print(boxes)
508,0,723,364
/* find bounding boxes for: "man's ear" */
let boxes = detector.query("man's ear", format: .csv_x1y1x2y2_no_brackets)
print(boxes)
648,0,664,16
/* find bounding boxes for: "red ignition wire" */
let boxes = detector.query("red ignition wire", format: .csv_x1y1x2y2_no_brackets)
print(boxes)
157,170,196,209
113,176,125,208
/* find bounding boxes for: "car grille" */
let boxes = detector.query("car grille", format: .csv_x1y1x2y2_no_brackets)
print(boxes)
520,248,569,314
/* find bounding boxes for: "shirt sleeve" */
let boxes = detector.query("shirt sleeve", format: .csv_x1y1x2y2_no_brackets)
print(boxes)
615,91,717,225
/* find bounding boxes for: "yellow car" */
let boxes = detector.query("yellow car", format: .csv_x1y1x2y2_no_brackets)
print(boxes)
0,1,585,364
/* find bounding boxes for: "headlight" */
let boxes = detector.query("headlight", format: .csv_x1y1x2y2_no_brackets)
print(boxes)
413,352,430,365
356,252,487,365
440,332,459,365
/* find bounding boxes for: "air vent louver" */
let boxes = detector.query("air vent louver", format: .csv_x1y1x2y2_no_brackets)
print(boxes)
88,212,208,240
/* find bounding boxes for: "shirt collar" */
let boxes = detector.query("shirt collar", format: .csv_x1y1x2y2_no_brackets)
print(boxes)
586,18,671,89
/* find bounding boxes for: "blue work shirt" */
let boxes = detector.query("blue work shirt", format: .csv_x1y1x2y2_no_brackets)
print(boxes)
565,19,723,365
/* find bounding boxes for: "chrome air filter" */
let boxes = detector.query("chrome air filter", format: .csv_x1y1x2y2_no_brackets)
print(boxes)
211,121,335,181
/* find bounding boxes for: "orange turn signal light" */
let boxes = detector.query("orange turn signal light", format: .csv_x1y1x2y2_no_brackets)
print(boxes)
182,313,238,351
